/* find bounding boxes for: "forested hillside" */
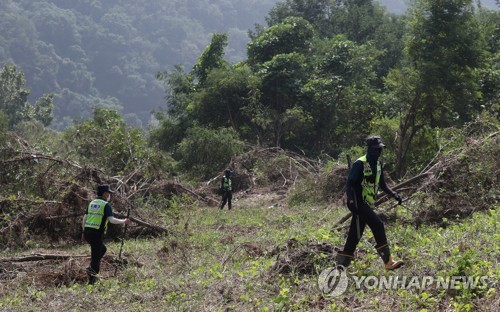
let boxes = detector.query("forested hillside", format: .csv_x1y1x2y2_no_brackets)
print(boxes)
378,0,498,14
1,0,497,128
0,0,277,127
0,0,499,310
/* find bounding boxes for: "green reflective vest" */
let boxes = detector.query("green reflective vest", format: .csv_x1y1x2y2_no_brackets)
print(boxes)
357,155,381,207
223,177,232,191
85,198,108,233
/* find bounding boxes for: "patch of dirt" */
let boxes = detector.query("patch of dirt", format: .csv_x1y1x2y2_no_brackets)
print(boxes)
270,239,336,276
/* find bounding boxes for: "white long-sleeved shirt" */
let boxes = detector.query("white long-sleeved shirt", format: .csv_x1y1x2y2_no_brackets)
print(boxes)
82,215,127,231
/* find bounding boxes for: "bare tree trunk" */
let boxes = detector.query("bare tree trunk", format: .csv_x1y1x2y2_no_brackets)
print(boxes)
395,90,422,178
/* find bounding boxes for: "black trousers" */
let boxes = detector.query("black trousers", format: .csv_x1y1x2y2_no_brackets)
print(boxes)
220,190,232,209
84,228,107,275
343,202,387,254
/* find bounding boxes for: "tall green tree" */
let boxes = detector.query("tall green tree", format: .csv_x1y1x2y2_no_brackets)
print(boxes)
153,34,240,153
247,17,314,66
267,0,331,32
476,8,500,116
303,36,382,154
245,17,315,147
156,65,195,121
192,65,259,133
388,0,485,176
256,52,312,147
192,32,228,86
0,64,54,129
266,0,405,81
0,111,7,146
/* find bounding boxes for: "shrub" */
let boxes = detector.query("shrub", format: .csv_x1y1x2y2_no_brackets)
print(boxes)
176,126,244,181
64,107,175,177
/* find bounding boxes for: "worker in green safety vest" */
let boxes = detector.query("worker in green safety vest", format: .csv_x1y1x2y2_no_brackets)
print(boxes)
220,169,233,210
336,136,404,271
81,184,130,284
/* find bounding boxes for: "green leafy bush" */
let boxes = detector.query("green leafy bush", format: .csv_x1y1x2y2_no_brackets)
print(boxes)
176,126,244,181
65,107,174,176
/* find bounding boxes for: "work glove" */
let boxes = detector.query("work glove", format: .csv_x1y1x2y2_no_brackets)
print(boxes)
394,193,403,205
347,199,357,213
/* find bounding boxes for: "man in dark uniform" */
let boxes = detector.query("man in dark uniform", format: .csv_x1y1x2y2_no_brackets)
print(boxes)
82,184,130,284
220,169,233,210
336,136,404,270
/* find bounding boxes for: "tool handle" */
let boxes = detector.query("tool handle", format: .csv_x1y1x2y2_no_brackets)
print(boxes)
118,207,131,258
114,205,131,276
346,154,359,213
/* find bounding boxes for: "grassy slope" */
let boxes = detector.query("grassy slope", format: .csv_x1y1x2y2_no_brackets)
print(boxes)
0,193,498,311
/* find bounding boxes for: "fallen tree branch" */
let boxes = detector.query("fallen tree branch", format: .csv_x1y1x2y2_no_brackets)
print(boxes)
0,254,144,268
0,198,63,206
0,254,87,263
44,213,81,220
1,152,83,170
206,174,221,186
42,212,172,235
114,213,170,234
175,183,219,206
370,171,434,208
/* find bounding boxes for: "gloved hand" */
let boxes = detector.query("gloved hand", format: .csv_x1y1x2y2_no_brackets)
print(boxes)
394,193,403,205
347,199,357,213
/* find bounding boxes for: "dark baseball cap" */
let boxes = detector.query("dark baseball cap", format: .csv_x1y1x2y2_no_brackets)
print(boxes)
97,184,115,196
366,136,386,148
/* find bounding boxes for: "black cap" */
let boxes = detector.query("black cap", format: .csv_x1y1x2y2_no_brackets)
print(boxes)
97,184,114,196
366,136,386,148
224,168,232,176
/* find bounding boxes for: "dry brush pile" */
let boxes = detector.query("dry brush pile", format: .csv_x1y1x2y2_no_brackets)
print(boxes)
0,133,217,249
310,127,499,228
272,126,499,276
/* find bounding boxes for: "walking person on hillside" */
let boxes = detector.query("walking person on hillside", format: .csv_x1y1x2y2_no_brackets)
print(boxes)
81,184,131,284
220,169,233,210
336,136,405,270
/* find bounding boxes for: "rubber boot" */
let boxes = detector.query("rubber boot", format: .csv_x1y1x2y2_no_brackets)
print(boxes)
86,267,97,285
335,251,354,270
376,244,404,270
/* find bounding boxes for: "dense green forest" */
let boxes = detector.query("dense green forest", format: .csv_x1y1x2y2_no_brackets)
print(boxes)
0,0,278,127
151,0,499,179
1,0,499,178
0,0,499,310
2,0,497,129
